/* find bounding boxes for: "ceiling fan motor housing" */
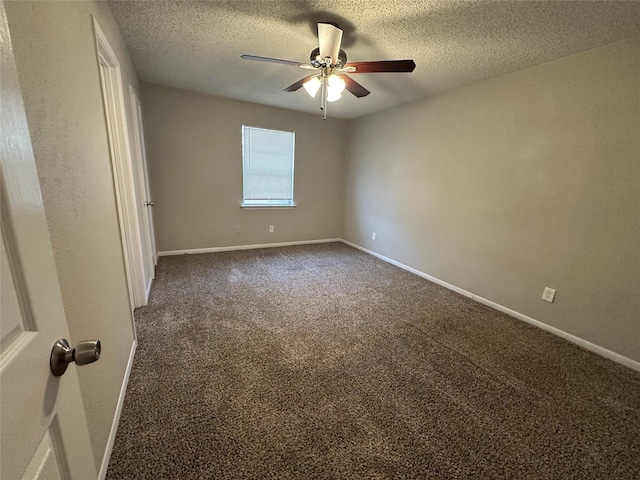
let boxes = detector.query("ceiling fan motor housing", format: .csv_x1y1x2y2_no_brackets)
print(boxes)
310,47,347,68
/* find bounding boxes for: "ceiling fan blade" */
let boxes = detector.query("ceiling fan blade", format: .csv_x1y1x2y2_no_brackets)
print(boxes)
347,60,416,73
241,55,304,67
318,23,343,64
283,75,317,92
343,75,370,98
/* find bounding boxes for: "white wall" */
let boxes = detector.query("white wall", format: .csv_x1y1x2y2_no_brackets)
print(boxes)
6,0,139,470
141,82,348,252
344,38,640,363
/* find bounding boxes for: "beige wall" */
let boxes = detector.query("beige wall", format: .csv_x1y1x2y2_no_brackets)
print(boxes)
5,2,637,474
6,0,138,471
140,82,348,252
344,38,640,362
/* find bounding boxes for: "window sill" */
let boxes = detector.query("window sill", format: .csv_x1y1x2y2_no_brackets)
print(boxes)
240,203,297,209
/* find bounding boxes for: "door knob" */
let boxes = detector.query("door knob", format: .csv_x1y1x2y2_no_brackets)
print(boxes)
145,201,154,207
50,339,101,377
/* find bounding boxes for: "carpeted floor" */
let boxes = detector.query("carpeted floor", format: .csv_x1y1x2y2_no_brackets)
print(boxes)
106,242,640,479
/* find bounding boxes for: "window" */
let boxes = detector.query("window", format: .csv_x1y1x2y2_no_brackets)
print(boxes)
242,125,295,207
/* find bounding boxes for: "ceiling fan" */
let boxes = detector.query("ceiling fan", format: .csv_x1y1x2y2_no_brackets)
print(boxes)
241,22,416,120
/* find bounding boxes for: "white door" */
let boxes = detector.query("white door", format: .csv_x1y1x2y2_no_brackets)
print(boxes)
94,19,147,309
129,86,156,296
0,4,97,479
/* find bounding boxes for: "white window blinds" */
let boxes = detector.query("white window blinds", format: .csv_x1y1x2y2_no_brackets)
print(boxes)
242,126,295,207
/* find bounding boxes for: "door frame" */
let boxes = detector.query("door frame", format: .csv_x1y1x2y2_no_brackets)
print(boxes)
92,18,146,310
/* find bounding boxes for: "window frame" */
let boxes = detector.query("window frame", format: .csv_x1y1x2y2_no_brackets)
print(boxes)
240,125,296,209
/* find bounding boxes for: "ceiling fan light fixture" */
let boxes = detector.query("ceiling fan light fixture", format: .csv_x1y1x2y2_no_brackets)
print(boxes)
327,74,346,95
327,90,342,102
303,76,322,97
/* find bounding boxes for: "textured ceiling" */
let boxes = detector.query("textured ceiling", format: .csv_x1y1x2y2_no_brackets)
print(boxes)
108,1,640,119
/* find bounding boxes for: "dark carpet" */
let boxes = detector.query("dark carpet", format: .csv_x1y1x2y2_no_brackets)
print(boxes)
106,242,640,479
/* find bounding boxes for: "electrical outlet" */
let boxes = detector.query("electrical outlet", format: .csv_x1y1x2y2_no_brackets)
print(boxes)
371,232,376,240
234,226,240,235
269,225,274,233
542,287,556,303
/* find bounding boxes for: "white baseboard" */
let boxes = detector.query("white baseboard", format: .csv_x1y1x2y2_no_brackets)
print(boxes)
158,238,341,257
99,340,137,480
341,239,640,373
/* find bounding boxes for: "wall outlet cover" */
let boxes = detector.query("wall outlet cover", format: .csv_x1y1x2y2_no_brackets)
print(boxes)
542,287,556,303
